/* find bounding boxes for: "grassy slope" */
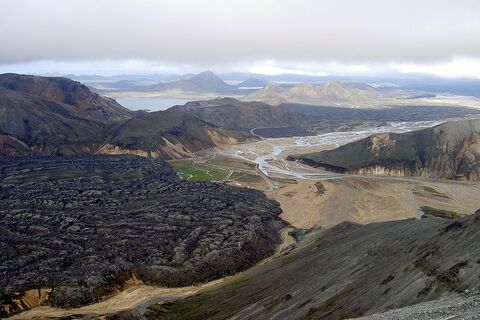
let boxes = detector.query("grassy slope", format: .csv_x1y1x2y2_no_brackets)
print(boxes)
171,160,228,182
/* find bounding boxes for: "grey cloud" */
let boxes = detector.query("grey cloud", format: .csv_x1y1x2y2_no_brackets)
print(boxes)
1,0,480,65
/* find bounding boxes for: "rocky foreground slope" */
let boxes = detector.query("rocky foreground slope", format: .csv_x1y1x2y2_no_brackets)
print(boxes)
0,156,284,317
145,209,480,320
290,119,480,180
0,73,248,158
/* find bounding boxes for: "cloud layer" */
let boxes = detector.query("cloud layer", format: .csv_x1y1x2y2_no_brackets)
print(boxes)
2,0,480,64
2,0,480,77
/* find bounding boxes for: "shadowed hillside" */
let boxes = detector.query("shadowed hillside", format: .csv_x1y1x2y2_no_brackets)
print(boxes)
169,97,308,132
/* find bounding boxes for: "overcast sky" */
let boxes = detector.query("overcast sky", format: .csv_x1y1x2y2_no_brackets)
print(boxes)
2,0,480,77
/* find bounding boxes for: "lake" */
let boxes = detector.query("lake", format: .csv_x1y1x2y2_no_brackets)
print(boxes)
116,97,191,111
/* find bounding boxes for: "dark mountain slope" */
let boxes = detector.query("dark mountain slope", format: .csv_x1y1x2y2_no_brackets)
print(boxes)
102,110,250,158
0,73,132,122
0,86,112,155
290,119,480,180
169,97,308,132
146,208,480,320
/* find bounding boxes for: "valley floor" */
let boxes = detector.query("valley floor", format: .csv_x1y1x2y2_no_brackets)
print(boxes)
10,281,224,320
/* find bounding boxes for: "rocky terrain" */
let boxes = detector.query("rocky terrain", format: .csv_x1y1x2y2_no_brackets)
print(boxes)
0,155,284,317
357,292,480,320
291,119,480,180
0,73,248,158
169,97,308,132
145,208,480,319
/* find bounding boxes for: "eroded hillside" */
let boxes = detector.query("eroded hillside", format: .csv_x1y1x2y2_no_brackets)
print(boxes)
291,119,480,180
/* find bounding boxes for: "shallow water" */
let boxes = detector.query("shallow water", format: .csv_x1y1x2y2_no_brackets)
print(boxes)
117,97,190,111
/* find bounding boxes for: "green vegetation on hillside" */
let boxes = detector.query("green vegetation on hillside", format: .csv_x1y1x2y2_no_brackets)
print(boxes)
414,186,451,199
420,206,461,219
171,160,228,182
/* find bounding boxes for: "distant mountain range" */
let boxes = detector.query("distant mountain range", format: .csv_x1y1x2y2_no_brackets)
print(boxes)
169,97,308,132
91,71,269,95
0,73,249,157
290,119,480,180
46,71,480,98
63,71,480,110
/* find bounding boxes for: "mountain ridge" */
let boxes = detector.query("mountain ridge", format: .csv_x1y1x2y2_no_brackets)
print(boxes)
169,97,308,132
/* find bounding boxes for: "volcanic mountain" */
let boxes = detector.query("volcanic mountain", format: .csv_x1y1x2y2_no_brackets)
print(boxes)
0,73,249,157
290,119,480,180
243,80,385,107
140,70,233,93
169,97,308,132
